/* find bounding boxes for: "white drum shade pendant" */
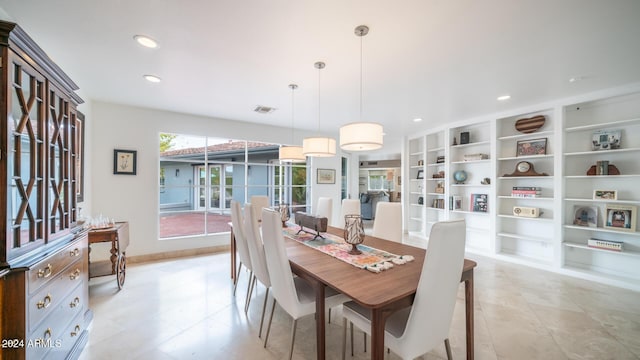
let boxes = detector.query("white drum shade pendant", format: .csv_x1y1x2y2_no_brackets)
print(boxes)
279,84,306,162
303,61,336,157
340,25,383,151
279,145,305,162
302,137,337,157
340,122,383,151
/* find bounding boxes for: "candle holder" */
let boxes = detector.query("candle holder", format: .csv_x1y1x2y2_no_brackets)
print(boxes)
343,215,365,255
279,203,290,227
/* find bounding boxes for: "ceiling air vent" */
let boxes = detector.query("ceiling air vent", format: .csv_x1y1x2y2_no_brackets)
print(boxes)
254,105,276,114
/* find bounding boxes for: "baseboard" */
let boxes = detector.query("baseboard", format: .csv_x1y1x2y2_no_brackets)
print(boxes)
126,245,230,264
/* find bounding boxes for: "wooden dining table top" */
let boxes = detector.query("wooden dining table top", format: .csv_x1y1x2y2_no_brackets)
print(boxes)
283,225,477,308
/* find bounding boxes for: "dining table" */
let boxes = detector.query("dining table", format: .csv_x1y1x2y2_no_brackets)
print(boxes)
229,224,477,360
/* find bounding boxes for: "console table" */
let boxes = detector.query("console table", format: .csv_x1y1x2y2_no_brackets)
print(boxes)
88,222,130,289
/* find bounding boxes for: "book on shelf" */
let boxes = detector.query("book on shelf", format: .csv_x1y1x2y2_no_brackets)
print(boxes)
511,192,539,198
470,193,488,212
512,186,541,191
587,238,623,252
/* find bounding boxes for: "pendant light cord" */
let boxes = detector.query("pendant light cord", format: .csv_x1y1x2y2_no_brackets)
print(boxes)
360,28,363,122
290,85,295,143
318,66,321,132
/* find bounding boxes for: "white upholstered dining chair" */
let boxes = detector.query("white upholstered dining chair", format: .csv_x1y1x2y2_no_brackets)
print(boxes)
340,199,361,225
341,219,466,360
316,196,333,223
261,208,350,360
250,195,269,222
230,200,254,310
243,202,271,337
372,202,403,243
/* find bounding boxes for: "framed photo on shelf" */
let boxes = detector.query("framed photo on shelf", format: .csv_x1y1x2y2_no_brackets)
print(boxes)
592,129,621,150
470,193,488,213
453,195,462,210
573,205,598,227
604,204,637,232
516,138,547,157
113,149,137,175
416,170,424,179
593,190,617,200
317,169,336,184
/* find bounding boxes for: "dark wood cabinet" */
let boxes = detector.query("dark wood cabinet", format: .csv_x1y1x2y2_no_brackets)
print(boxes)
0,20,90,359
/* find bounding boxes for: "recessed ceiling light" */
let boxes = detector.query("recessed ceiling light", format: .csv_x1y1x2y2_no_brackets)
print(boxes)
497,95,511,101
413,118,423,123
569,76,585,83
143,74,162,83
134,35,158,48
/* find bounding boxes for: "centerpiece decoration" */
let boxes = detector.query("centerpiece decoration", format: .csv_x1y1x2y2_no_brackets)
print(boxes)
343,215,365,255
279,203,290,227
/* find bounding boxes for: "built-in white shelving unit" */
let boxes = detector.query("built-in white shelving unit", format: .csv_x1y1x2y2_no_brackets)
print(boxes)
404,86,640,291
562,92,640,289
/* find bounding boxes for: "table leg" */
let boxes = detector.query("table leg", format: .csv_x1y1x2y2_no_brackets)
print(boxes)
464,270,474,360
370,308,386,360
230,229,236,283
110,235,118,275
312,281,326,360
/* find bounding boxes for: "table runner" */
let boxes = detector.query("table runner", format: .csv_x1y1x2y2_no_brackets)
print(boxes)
282,226,412,271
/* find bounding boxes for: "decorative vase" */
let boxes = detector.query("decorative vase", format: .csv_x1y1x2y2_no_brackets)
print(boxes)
343,215,365,255
279,203,290,227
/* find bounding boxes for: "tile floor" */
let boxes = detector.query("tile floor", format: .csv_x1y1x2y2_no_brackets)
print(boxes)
80,249,640,360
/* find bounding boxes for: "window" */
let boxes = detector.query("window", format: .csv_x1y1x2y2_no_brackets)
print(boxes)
158,133,309,239
367,170,395,191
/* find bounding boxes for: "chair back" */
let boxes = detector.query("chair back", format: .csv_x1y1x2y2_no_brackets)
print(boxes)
372,202,402,242
230,200,252,271
316,197,333,224
244,203,270,287
340,199,361,227
261,208,303,317
250,195,270,222
399,219,466,358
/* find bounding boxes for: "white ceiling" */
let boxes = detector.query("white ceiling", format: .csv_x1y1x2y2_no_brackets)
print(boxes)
1,0,640,146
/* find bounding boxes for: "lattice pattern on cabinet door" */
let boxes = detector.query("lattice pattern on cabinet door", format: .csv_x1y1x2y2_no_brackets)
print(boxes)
48,87,72,235
10,60,46,247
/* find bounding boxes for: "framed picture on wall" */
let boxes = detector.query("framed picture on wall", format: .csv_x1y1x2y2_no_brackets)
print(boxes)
114,149,137,175
317,168,336,184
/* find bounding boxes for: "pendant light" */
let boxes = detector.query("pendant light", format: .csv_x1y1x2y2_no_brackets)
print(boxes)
279,84,306,162
303,61,336,157
339,25,383,151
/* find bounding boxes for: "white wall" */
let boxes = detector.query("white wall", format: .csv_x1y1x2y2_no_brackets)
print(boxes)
89,101,373,257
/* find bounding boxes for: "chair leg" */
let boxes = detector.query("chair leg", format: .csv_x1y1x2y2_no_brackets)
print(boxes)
341,317,347,360
350,322,354,356
244,274,256,313
263,298,277,348
233,262,243,295
445,338,453,360
258,288,269,338
288,319,298,360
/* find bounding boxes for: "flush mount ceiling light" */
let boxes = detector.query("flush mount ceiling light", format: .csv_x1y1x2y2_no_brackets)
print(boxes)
133,35,158,48
279,84,305,163
413,118,423,123
339,25,383,152
303,61,336,157
497,95,511,101
143,74,162,83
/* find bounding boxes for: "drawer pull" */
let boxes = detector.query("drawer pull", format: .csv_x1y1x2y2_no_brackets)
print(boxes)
70,297,80,308
38,264,53,278
70,248,80,257
37,294,52,309
70,325,81,337
44,328,52,340
69,268,81,280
